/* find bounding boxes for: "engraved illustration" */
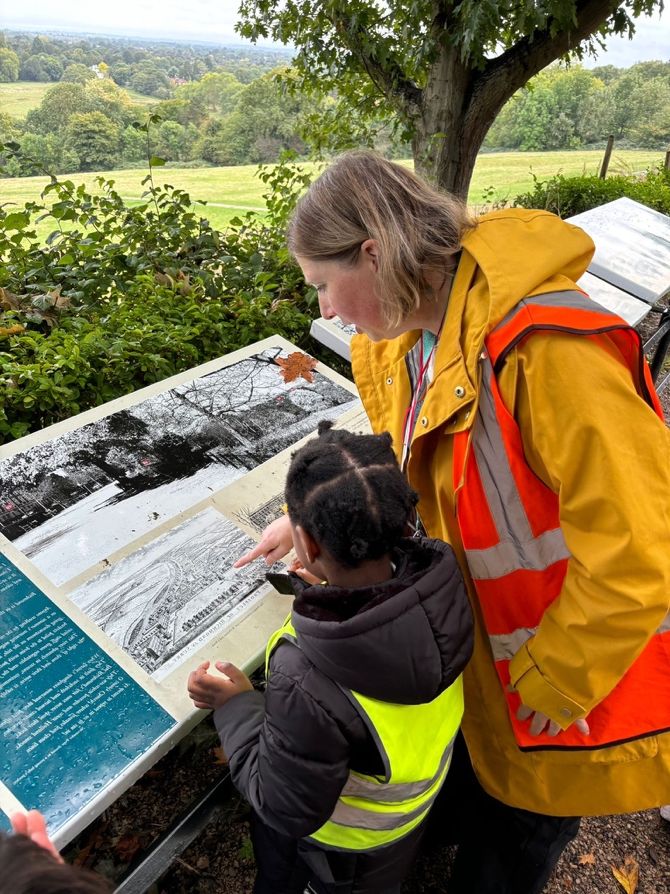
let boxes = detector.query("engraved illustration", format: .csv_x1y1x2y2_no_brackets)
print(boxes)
69,507,275,681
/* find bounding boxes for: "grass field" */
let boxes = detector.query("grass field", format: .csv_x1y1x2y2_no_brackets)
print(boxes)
0,81,54,119
0,80,156,120
1,149,665,243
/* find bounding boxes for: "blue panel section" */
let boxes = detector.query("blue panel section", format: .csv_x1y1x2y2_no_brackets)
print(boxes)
0,809,10,833
0,554,175,836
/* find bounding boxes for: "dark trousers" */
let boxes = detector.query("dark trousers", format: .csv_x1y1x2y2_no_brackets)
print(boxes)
250,810,416,894
423,732,581,894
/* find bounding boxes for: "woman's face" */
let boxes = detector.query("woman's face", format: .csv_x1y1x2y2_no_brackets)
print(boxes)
297,240,403,342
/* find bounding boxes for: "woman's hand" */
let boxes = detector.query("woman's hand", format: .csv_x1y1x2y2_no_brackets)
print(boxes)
187,660,253,711
233,515,294,568
515,703,590,737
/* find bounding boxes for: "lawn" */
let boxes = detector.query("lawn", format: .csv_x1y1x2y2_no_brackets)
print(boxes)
1,149,665,243
0,81,54,119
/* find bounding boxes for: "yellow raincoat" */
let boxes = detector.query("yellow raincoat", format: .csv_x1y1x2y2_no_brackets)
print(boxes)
352,208,670,816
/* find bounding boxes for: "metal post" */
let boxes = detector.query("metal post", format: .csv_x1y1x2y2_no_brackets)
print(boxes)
599,135,614,179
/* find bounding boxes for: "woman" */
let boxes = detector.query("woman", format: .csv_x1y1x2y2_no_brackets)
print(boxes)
236,151,670,894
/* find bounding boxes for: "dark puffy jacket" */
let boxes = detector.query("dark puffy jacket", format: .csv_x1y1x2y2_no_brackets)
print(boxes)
214,536,473,839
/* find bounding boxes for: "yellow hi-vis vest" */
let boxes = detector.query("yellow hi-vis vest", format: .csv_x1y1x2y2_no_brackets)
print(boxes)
266,615,464,852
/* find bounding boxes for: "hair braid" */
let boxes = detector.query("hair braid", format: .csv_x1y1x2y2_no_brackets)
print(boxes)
285,421,418,568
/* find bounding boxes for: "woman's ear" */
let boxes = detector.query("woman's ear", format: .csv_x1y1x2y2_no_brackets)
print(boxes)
360,238,379,272
294,525,321,565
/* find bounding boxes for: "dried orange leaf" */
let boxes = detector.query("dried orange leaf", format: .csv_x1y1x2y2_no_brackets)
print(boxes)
611,855,639,894
116,833,143,863
275,352,317,383
212,745,228,765
579,853,595,865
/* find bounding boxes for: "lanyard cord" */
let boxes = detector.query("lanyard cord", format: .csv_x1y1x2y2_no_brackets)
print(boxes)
401,314,445,472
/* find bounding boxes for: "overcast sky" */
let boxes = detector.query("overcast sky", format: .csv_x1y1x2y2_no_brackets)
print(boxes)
2,1,669,66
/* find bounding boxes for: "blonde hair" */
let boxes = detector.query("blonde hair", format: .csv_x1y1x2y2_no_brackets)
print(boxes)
287,151,475,327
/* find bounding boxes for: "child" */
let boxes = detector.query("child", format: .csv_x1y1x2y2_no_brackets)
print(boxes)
1,811,112,894
188,421,473,894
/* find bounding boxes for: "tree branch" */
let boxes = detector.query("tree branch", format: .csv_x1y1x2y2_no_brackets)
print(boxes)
471,0,626,123
325,10,423,117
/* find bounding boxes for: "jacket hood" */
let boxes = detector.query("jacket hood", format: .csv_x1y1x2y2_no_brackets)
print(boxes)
461,208,595,332
290,537,473,704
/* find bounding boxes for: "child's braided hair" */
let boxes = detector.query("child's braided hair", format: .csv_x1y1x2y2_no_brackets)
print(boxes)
285,421,418,568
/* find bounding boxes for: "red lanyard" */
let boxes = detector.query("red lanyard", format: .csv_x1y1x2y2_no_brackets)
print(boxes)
401,323,442,471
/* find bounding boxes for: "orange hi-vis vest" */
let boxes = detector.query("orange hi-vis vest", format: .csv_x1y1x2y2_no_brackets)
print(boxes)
452,289,669,751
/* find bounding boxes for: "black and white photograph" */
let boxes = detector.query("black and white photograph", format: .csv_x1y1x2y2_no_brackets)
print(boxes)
0,346,358,586
69,507,276,681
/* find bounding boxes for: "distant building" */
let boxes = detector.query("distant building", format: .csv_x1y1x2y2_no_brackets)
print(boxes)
169,77,188,86
89,64,104,79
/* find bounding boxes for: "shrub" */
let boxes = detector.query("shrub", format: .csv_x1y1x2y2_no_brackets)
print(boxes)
512,164,670,218
0,144,318,443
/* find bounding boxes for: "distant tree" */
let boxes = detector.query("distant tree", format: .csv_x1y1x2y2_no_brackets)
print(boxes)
155,97,208,128
110,61,132,86
85,78,135,127
25,82,88,135
237,0,665,196
31,36,49,55
64,110,120,170
626,77,670,146
98,61,110,78
20,56,46,81
485,66,604,151
16,131,80,174
130,64,170,97
121,123,150,164
41,55,64,81
0,47,20,82
205,69,322,164
155,119,200,161
590,64,621,85
61,62,97,85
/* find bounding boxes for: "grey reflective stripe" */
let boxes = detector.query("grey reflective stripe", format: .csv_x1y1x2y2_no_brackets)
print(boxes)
490,615,670,663
465,528,570,579
340,733,456,803
488,627,538,661
328,773,446,831
465,356,571,580
492,291,619,333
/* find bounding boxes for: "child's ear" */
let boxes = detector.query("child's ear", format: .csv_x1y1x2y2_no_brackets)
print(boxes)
295,525,320,564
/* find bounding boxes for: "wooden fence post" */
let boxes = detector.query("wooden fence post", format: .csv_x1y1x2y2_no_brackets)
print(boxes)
665,150,670,170
599,135,614,179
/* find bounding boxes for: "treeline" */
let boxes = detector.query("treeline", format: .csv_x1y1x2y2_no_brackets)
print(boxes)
0,31,290,95
0,31,326,174
484,61,670,151
0,71,324,174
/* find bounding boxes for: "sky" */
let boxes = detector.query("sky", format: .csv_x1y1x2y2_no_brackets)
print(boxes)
2,1,669,67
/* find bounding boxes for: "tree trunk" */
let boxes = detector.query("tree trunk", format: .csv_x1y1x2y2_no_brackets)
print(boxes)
410,0,624,199
412,46,507,199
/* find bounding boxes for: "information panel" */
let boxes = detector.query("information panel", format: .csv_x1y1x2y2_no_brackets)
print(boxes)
0,335,362,846
568,197,670,304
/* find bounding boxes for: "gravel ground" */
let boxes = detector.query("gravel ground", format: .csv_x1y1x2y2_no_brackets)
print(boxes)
64,719,670,894
63,314,670,893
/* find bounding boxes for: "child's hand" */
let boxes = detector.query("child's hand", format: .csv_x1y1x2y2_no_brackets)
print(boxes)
187,660,253,711
10,810,63,861
288,558,324,586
